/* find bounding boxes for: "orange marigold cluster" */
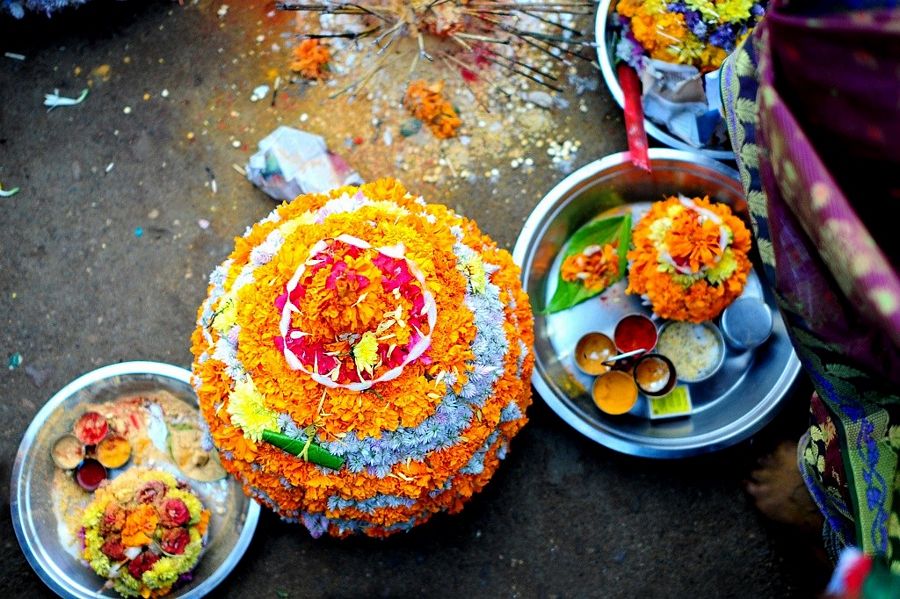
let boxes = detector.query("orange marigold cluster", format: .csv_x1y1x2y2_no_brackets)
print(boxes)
191,178,533,538
403,80,461,139
561,242,620,291
626,196,752,322
290,39,330,79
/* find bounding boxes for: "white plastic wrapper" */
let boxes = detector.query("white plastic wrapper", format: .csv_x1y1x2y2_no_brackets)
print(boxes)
246,126,362,202
637,59,727,148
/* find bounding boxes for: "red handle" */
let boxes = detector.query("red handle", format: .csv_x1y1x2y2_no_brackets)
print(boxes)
617,63,651,172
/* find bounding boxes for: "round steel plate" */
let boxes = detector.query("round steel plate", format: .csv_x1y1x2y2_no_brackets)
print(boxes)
513,149,800,458
11,361,260,598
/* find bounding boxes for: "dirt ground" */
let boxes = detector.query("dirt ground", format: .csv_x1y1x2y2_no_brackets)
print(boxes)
1,1,829,597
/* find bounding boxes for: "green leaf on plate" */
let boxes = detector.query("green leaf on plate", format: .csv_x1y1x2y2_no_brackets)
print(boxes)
545,213,632,314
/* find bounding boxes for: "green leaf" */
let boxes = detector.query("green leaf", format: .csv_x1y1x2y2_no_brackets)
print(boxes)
616,213,632,279
545,214,630,313
262,429,344,470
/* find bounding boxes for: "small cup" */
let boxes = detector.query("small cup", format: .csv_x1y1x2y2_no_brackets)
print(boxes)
75,458,107,492
50,434,85,470
96,435,132,469
73,411,109,446
574,332,617,376
613,313,658,354
632,353,677,396
592,370,638,415
657,321,725,383
721,296,773,351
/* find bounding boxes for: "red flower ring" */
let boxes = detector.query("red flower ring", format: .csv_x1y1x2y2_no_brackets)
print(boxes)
275,235,437,391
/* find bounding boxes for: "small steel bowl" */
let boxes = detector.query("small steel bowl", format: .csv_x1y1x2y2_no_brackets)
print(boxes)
721,296,774,351
574,332,617,376
632,353,677,397
594,0,735,161
656,321,726,383
11,361,260,598
512,149,801,458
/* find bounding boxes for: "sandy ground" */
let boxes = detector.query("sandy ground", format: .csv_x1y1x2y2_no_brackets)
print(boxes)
1,1,828,597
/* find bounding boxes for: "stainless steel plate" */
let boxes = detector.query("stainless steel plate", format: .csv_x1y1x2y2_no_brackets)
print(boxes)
513,149,800,458
594,0,735,161
11,361,260,598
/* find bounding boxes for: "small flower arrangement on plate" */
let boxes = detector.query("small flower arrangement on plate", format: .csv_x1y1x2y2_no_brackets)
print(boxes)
192,178,534,538
548,214,631,313
627,195,752,322
550,196,752,323
81,468,210,598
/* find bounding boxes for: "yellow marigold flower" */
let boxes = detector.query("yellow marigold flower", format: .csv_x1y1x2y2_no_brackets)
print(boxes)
685,0,719,20
212,291,238,334
715,0,754,22
462,254,487,294
353,331,379,375
227,377,279,442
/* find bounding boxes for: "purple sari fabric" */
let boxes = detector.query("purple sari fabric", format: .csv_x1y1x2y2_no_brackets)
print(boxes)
757,4,900,379
721,0,900,563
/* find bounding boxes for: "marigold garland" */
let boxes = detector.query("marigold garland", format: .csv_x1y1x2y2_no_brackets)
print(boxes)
191,178,533,538
81,468,209,598
626,195,752,322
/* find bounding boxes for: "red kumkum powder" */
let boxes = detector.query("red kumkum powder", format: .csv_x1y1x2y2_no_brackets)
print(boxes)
614,314,658,353
75,459,107,492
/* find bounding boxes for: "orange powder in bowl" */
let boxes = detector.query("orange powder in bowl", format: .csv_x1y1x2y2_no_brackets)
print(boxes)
96,435,132,469
592,370,638,415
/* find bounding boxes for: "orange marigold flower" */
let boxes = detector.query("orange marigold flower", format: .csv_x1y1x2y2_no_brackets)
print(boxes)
665,211,722,273
290,39,330,80
403,80,461,139
626,196,752,322
121,503,159,547
561,242,619,291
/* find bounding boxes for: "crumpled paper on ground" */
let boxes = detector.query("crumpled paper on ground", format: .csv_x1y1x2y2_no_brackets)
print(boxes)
639,59,724,147
246,126,362,202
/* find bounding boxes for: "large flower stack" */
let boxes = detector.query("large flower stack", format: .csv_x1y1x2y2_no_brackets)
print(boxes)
191,179,534,538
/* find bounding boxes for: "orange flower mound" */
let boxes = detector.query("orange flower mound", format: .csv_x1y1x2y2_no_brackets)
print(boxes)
561,242,620,292
191,178,534,538
626,196,752,322
403,80,461,139
290,39,330,79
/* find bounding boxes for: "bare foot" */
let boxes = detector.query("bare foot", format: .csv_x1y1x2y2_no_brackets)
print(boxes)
746,440,824,534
